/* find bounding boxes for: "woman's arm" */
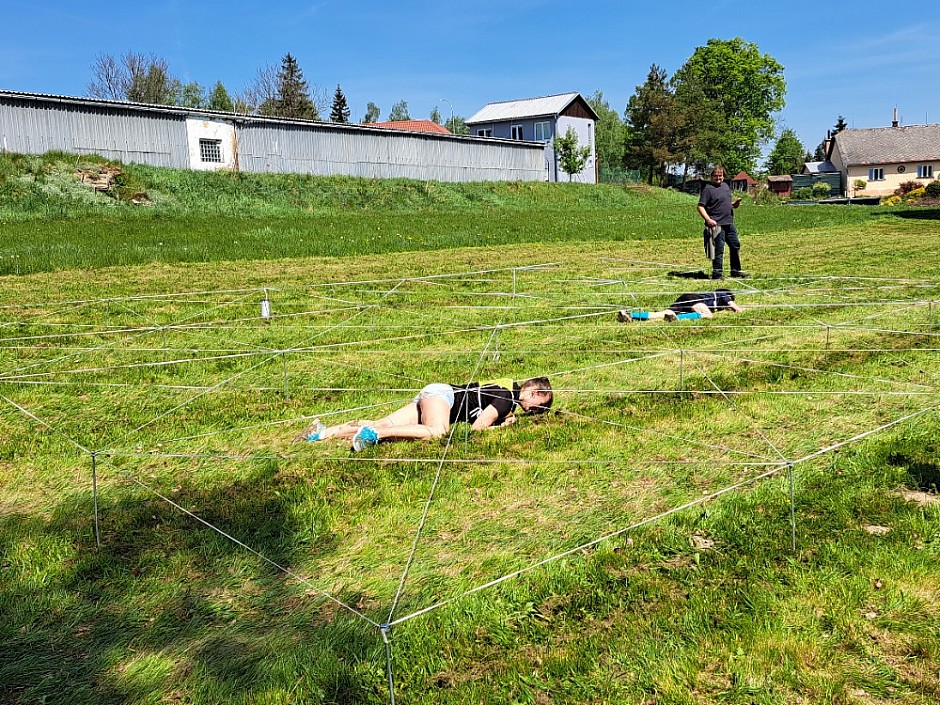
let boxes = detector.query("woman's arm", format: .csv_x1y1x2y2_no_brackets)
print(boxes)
470,405,502,431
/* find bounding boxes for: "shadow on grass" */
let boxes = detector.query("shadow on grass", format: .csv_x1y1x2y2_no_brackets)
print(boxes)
0,465,387,705
883,208,940,220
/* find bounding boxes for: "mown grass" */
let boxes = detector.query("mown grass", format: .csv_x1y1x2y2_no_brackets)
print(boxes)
0,151,887,275
1,154,939,704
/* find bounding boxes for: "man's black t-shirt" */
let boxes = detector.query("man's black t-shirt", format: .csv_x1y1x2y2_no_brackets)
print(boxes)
698,181,734,225
449,381,519,424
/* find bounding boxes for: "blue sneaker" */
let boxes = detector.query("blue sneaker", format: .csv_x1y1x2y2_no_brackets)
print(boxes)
305,420,327,442
352,426,379,452
295,419,327,443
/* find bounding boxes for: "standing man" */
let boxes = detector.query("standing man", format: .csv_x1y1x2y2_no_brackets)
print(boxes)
697,165,749,279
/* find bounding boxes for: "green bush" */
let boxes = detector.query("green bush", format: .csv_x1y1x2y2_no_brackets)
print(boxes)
811,181,831,198
925,181,940,198
853,179,867,193
792,187,813,200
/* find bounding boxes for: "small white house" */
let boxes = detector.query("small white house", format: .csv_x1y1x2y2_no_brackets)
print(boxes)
466,93,598,183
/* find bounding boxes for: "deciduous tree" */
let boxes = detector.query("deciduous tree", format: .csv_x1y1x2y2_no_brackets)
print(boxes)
124,53,177,104
87,53,125,100
445,115,469,135
672,37,786,175
87,52,179,105
241,63,279,115
176,81,205,109
388,100,410,121
362,102,381,123
553,126,591,182
429,106,442,125
587,90,626,177
765,128,807,175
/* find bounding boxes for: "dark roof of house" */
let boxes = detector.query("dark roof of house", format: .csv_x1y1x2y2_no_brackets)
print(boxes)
368,119,451,134
832,124,940,166
466,92,599,124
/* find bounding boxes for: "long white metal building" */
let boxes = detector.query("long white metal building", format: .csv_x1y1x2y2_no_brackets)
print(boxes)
0,90,548,183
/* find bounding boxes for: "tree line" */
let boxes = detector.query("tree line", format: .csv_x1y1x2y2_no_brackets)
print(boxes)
88,39,840,178
86,51,470,134
589,38,844,182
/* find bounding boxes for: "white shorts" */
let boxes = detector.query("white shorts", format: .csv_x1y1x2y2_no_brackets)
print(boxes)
413,383,455,408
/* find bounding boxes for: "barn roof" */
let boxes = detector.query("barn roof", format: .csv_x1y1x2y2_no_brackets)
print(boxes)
466,92,598,124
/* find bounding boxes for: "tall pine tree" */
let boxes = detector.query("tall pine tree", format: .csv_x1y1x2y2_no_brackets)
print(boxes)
330,84,351,123
274,53,318,120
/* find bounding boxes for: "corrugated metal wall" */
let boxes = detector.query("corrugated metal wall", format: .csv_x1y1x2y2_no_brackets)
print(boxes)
0,92,547,182
235,121,543,181
0,95,189,167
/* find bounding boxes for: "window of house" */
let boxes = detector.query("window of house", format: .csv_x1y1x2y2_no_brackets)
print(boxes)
511,125,524,140
477,128,492,138
868,167,885,181
918,164,934,179
534,121,551,141
199,138,223,163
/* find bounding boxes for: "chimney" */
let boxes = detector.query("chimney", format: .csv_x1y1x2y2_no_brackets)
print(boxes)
892,106,899,128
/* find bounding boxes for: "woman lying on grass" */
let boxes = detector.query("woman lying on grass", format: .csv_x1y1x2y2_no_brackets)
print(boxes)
297,377,554,451
617,288,744,322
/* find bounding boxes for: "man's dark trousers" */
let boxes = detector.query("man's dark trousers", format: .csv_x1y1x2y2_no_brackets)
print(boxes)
711,223,741,278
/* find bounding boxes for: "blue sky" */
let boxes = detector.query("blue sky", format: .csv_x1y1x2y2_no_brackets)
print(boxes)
3,1,939,162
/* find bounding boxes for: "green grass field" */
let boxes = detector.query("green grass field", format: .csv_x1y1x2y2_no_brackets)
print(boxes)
1,154,939,704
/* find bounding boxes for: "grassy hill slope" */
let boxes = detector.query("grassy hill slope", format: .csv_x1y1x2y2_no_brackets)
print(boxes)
0,151,883,275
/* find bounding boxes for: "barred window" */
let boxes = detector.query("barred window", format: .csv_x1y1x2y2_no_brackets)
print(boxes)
511,125,524,140
918,165,933,179
199,139,223,163
868,167,885,181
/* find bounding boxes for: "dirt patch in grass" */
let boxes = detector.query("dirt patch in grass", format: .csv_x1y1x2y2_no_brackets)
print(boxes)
897,489,940,506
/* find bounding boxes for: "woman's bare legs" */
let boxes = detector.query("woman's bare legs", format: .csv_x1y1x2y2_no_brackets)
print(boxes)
371,396,451,441
299,402,421,442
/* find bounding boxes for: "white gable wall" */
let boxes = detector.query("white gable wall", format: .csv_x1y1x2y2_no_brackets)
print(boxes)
555,116,596,183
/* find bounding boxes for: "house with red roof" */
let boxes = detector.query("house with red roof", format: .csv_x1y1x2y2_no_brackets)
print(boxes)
368,119,451,135
730,171,756,193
